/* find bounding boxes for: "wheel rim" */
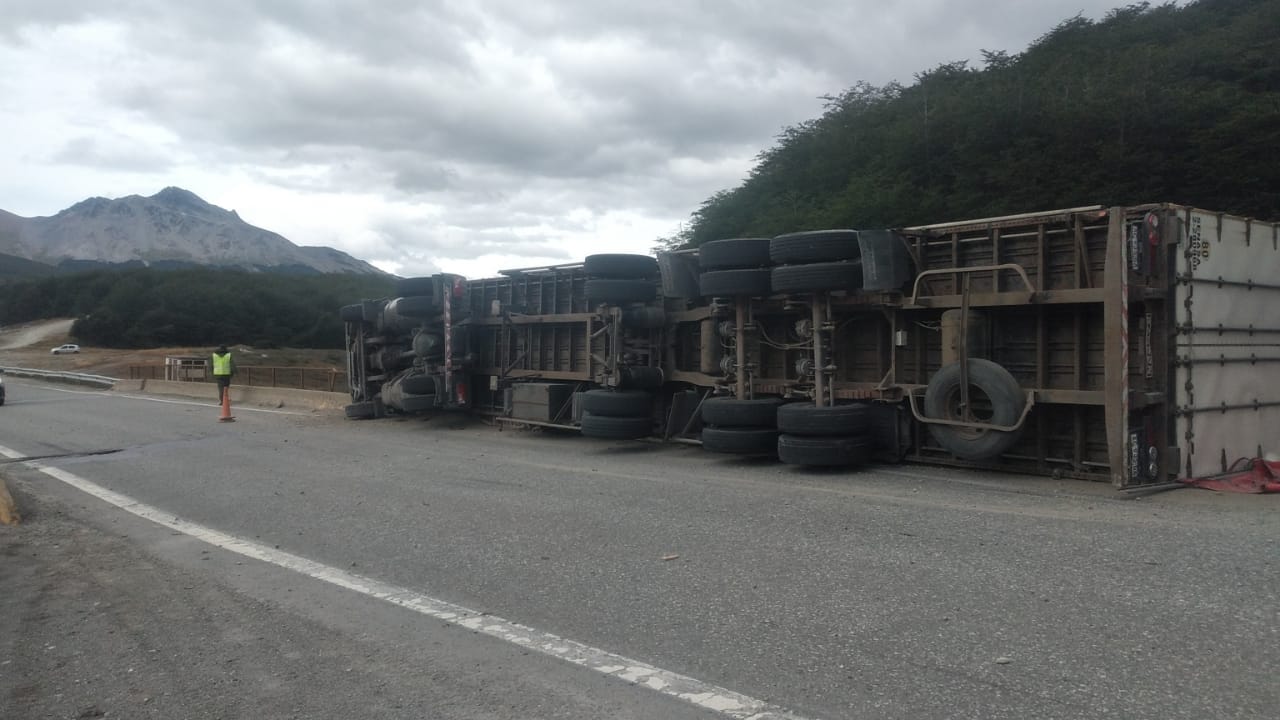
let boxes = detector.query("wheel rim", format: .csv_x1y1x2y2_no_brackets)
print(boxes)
943,384,995,440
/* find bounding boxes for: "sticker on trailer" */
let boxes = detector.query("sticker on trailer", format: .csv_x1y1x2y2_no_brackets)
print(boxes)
1128,222,1146,274
1187,214,1209,271
1143,311,1154,380
1127,213,1162,276
1129,429,1143,482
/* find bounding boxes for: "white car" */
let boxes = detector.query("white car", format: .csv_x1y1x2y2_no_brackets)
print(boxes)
50,343,80,354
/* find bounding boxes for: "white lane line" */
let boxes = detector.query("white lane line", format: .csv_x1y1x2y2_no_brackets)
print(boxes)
0,443,816,720
8,381,311,415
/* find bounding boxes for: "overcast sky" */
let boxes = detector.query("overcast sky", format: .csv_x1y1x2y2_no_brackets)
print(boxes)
0,0,1130,278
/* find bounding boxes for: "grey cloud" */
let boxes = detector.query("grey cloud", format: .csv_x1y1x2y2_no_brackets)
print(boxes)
429,204,593,235
390,160,460,194
3,0,1132,274
51,135,176,173
91,5,815,186
97,1,1118,181
0,0,120,41
250,1,482,67
374,218,573,262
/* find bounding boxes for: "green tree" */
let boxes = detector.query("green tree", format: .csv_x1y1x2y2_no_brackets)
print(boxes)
673,0,1280,248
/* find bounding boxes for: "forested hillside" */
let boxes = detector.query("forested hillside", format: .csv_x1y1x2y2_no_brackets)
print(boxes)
0,269,394,349
671,0,1280,247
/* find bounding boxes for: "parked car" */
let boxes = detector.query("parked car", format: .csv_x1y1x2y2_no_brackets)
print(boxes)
50,343,80,354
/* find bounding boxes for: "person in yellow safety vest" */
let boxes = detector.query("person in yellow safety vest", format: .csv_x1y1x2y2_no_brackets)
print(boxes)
211,345,236,401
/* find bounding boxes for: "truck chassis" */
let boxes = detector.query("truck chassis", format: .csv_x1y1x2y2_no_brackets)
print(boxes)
342,204,1280,490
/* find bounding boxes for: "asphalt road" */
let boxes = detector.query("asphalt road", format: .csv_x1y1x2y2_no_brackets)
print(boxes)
1,378,1277,719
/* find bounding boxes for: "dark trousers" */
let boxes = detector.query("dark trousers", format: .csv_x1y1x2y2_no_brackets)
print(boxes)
215,375,231,399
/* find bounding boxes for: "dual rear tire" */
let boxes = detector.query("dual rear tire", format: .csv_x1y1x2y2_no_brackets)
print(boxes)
698,397,784,456
775,402,875,467
580,389,652,440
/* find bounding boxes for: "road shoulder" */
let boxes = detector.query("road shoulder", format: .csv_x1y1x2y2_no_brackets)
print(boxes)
0,473,718,720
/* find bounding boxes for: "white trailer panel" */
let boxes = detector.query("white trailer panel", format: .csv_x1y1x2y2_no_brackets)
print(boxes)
1175,210,1280,478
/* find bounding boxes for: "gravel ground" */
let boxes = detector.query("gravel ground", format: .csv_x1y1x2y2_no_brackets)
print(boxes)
0,478,717,720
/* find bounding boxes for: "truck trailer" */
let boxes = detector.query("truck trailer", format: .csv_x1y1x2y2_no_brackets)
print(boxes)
339,204,1280,490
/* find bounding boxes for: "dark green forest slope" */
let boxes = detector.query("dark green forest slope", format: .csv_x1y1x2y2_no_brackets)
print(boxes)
0,270,393,349
670,0,1280,247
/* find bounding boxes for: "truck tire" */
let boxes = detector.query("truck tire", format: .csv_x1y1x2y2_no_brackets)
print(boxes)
777,402,875,436
385,295,436,319
770,230,861,264
585,279,655,305
777,434,873,467
345,401,377,419
584,254,659,279
701,427,780,455
400,374,437,395
580,389,652,417
339,304,364,322
701,397,786,427
771,261,864,293
395,277,436,297
923,359,1025,460
580,412,652,439
699,238,772,269
698,268,772,298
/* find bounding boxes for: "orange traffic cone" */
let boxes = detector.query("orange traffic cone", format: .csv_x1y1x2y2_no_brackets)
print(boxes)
218,386,236,423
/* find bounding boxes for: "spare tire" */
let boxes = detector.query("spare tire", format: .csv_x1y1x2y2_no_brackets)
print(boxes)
580,389,652,417
923,359,1025,460
776,402,875,436
701,397,786,427
770,230,861,264
699,238,772,269
584,254,659,279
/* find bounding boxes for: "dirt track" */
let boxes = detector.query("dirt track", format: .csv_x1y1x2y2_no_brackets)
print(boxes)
0,319,75,351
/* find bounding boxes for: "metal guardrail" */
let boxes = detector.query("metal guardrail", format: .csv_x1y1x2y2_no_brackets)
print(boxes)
0,366,117,388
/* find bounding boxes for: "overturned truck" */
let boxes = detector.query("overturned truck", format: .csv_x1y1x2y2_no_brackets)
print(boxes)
340,204,1280,490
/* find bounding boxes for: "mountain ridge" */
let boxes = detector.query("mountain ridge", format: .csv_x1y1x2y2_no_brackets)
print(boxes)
1,187,383,276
